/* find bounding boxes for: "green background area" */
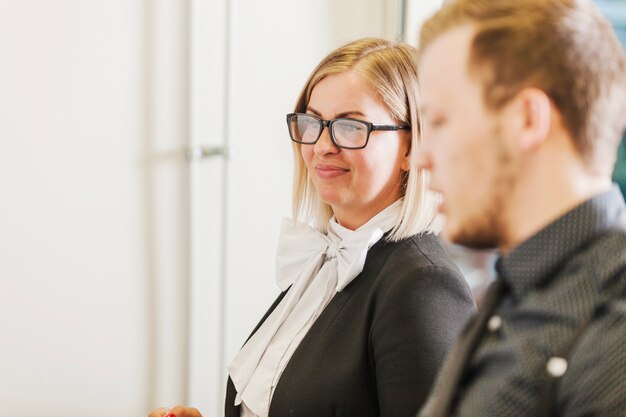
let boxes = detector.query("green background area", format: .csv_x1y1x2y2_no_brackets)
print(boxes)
597,0,626,194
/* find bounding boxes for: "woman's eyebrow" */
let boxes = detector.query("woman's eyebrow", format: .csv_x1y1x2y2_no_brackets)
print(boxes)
305,106,367,119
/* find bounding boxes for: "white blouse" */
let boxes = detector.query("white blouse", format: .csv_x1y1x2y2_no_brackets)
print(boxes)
227,199,403,417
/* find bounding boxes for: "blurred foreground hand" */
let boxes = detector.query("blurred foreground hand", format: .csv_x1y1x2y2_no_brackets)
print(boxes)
147,405,203,417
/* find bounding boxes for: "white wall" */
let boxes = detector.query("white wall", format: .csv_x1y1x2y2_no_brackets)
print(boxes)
0,1,151,415
0,0,413,416
404,0,444,45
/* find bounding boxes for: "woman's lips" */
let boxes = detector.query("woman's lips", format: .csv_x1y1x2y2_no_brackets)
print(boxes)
315,163,349,179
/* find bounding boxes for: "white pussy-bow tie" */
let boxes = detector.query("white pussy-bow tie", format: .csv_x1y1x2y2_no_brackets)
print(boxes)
276,218,385,292
228,218,387,417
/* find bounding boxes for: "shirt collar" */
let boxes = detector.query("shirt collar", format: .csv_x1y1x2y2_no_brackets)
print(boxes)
496,185,626,300
328,198,403,240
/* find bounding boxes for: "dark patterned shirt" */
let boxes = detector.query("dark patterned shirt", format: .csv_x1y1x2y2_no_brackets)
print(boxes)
452,186,626,416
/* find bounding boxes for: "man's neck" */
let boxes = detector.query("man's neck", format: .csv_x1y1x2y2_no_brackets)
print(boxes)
499,157,611,254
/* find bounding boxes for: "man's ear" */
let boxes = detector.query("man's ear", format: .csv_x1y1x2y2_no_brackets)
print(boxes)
505,88,552,152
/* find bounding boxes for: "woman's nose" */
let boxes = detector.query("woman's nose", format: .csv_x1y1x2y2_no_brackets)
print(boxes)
313,127,339,155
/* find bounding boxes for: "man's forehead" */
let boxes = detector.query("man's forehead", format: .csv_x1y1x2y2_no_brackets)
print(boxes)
418,25,477,104
419,25,474,71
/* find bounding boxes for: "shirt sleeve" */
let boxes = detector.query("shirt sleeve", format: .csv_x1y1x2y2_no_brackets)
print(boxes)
370,263,476,417
559,300,626,417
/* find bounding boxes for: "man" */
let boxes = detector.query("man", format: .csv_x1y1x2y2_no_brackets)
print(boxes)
415,0,626,416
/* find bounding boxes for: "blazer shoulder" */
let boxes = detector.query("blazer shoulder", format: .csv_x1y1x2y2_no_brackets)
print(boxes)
372,232,463,276
366,233,473,305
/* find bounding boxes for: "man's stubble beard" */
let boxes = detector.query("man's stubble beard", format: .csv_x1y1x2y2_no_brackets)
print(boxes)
454,123,518,250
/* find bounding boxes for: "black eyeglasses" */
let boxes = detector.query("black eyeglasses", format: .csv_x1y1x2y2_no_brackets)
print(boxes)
286,112,410,150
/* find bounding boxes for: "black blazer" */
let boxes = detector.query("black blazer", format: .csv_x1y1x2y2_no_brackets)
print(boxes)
225,233,476,417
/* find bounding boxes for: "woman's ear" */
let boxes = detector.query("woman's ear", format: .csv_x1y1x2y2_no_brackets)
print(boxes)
401,153,411,172
401,133,412,172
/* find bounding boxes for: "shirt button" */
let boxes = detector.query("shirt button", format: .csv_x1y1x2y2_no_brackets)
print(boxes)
487,315,502,332
546,357,568,377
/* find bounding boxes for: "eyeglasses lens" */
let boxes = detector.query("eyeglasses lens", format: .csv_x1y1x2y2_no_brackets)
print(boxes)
290,115,320,143
332,119,367,148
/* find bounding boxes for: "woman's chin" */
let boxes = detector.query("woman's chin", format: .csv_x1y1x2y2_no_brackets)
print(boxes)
317,191,343,207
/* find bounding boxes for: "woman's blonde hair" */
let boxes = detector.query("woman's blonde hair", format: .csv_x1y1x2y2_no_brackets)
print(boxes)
291,37,441,240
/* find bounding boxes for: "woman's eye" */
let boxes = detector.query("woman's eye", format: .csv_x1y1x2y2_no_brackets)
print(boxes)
345,124,362,132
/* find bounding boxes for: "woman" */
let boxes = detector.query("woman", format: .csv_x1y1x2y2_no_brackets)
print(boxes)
149,38,475,417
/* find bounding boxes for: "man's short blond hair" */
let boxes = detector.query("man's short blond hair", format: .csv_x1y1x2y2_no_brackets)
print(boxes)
419,0,626,175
